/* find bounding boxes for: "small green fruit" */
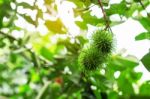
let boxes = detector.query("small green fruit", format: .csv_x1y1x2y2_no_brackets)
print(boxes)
78,47,105,70
78,30,114,71
92,30,113,54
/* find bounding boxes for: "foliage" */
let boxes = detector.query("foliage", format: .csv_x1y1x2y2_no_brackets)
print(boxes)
0,0,150,99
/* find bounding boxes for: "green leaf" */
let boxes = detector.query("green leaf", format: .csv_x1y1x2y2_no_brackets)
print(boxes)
80,0,91,6
45,19,66,33
93,89,102,99
80,11,104,26
141,52,150,72
68,0,84,7
90,0,109,6
108,91,118,99
129,72,142,82
105,1,127,16
31,70,40,82
75,21,87,30
110,21,125,27
0,39,5,48
76,36,88,46
135,32,150,41
44,0,53,4
22,14,37,26
18,2,34,9
125,3,138,17
9,53,17,63
40,47,54,61
90,73,109,91
0,0,4,4
19,85,31,93
118,72,134,94
37,9,43,18
139,18,150,31
116,56,139,68
108,56,139,71
140,81,150,96
133,0,140,2
0,16,3,28
82,11,103,25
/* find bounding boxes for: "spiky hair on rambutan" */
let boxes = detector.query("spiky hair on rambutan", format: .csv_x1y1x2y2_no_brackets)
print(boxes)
78,46,106,71
91,30,113,54
78,30,114,71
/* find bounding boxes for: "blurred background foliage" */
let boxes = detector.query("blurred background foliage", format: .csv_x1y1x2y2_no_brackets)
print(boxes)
0,0,150,99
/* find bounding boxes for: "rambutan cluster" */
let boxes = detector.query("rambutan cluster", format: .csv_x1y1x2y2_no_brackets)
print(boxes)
78,30,114,71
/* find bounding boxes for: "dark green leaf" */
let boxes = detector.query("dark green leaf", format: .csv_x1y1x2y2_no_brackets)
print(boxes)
108,91,118,99
138,18,150,31
129,72,142,82
105,1,128,16
18,2,34,9
22,14,37,26
135,32,150,41
133,0,140,2
140,81,150,96
141,52,150,71
118,72,134,94
0,39,5,48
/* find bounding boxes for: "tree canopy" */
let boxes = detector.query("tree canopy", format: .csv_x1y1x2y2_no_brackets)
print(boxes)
0,0,150,99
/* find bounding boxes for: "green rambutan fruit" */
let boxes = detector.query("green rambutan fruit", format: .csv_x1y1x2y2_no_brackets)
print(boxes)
78,47,106,71
78,30,114,71
92,30,113,54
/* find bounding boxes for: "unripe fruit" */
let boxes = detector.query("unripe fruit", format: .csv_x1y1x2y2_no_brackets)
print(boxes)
78,47,106,70
92,30,113,54
78,30,114,71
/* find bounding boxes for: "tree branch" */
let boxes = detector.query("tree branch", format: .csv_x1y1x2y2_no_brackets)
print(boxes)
0,31,16,41
97,0,113,34
139,0,150,17
0,31,40,68
36,81,51,99
97,0,109,29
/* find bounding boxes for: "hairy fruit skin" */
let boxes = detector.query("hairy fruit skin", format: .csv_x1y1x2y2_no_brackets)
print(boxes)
92,30,113,54
78,30,114,71
78,47,106,70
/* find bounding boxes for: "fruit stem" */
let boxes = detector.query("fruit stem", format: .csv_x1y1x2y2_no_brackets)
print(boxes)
97,0,113,34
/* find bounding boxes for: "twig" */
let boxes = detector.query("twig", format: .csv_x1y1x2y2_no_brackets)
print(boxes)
139,0,150,17
0,31,16,40
0,31,40,68
36,81,51,99
97,0,109,29
75,4,97,12
97,0,113,34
